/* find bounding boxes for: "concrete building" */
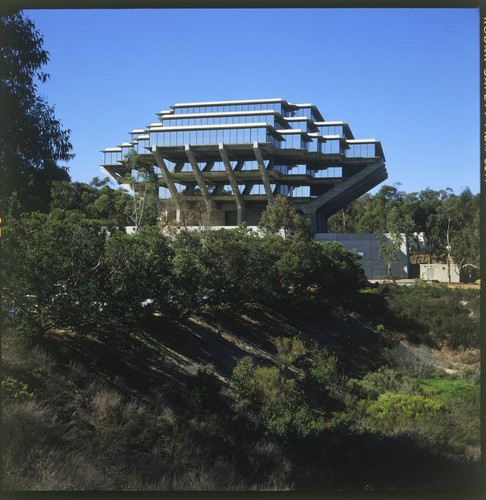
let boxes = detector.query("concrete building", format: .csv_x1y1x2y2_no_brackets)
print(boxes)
419,263,460,283
315,233,409,281
101,98,387,232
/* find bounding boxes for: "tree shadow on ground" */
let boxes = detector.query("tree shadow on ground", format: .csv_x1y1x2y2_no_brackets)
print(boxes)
289,427,482,491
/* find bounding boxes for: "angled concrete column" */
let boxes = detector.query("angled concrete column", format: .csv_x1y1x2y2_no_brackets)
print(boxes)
253,142,273,202
152,146,181,221
185,145,213,218
219,144,245,224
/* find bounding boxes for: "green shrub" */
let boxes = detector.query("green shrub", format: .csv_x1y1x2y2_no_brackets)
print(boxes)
317,241,367,298
253,365,299,405
260,401,326,439
385,285,480,349
292,405,327,438
419,377,479,405
305,347,338,390
347,367,420,399
1,210,110,334
230,357,327,439
230,357,262,411
103,227,173,320
375,324,385,333
260,401,295,438
364,391,444,430
274,336,306,369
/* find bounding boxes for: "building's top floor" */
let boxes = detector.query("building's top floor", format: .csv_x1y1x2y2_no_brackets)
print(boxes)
155,98,324,121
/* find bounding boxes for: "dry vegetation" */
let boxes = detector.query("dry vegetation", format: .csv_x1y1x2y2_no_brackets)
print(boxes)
2,286,481,491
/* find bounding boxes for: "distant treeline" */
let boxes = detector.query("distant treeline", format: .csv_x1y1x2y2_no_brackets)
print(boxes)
47,179,480,271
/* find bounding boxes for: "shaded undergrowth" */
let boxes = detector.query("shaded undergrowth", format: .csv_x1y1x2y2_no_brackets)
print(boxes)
1,294,481,491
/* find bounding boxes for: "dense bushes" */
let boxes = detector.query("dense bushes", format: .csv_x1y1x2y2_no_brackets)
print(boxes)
384,284,480,348
1,210,366,333
2,208,481,490
103,227,173,319
230,340,338,440
344,364,480,462
1,210,110,334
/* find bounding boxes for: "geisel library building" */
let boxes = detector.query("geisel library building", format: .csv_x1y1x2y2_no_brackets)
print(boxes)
101,98,408,279
101,98,387,232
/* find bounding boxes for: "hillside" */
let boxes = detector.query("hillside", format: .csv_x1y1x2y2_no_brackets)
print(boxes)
2,286,481,491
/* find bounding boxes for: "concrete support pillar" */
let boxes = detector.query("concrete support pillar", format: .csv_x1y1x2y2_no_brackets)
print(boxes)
152,146,181,222
253,142,273,202
185,145,213,222
219,144,245,225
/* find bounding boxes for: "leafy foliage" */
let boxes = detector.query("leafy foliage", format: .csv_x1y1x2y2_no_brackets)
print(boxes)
347,367,420,399
258,195,313,241
305,347,338,390
327,185,479,278
273,336,306,370
103,227,173,320
122,150,160,229
230,344,337,439
1,11,73,215
384,284,480,348
1,210,109,334
51,177,133,226
364,392,444,430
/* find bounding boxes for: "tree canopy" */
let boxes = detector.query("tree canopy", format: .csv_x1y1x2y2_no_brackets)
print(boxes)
258,195,313,241
327,185,479,277
0,11,73,216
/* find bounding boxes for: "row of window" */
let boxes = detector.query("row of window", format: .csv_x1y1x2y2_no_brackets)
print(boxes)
345,143,376,158
161,114,289,128
285,120,312,132
175,102,284,114
134,132,346,154
295,107,319,121
103,140,376,167
279,135,340,153
318,125,345,137
172,102,321,119
313,167,343,178
170,162,342,178
158,183,313,199
150,127,281,147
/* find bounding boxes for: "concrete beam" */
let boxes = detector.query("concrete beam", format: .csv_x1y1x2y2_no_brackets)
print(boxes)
253,142,274,202
185,145,213,215
219,144,245,224
152,146,181,221
306,159,386,212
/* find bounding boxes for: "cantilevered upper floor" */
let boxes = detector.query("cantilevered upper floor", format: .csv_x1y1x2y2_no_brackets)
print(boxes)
101,98,387,231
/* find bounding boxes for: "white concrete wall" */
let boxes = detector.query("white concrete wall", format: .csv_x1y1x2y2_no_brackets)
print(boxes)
314,233,409,281
419,263,460,283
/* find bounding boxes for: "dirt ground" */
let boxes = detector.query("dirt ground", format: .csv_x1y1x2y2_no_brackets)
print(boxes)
374,279,480,289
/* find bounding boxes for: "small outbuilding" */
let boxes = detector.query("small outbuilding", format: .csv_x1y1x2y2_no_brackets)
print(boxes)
419,263,460,283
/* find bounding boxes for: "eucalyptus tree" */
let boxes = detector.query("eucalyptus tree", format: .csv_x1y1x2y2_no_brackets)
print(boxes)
0,11,73,216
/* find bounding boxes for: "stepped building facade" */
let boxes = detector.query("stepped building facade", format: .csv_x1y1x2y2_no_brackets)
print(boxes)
101,98,387,232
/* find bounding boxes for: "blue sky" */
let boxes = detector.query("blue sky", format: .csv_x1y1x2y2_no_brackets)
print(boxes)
24,8,479,194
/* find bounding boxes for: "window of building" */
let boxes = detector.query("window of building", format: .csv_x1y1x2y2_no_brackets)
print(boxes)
159,186,170,199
